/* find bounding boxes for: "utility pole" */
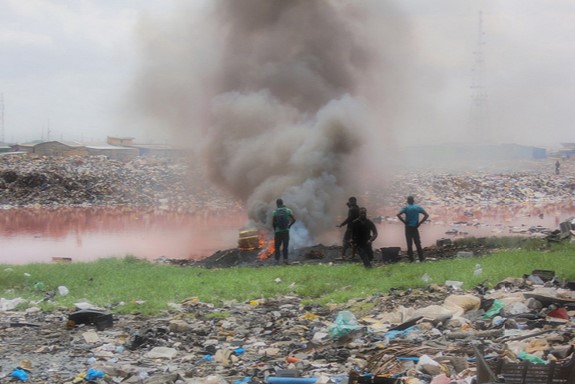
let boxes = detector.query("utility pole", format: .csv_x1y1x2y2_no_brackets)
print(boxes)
0,93,4,143
470,11,489,143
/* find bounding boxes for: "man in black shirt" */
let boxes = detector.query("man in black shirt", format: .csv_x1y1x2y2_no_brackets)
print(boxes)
337,196,360,259
351,207,378,268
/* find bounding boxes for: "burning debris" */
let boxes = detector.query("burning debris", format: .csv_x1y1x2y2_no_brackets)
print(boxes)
238,229,262,250
237,229,276,261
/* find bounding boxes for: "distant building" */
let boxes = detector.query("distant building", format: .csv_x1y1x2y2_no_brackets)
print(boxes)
127,143,189,158
85,145,139,161
33,141,87,157
0,143,12,153
402,143,547,168
107,136,135,146
11,141,43,153
558,143,575,158
500,143,547,160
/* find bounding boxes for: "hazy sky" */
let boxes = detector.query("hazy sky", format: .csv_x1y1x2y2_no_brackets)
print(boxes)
2,0,575,148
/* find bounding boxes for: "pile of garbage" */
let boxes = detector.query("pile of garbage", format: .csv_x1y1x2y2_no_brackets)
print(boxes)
2,156,574,216
0,155,239,213
370,160,575,208
1,271,573,383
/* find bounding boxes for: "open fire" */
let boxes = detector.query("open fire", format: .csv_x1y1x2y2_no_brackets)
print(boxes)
238,229,275,260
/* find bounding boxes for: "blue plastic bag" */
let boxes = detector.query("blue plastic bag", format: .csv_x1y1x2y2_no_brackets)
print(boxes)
11,368,29,381
86,368,105,380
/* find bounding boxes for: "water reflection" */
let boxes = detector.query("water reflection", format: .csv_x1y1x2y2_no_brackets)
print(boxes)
0,207,247,265
1,202,574,265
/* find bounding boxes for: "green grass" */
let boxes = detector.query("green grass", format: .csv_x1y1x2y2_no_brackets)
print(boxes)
1,244,574,316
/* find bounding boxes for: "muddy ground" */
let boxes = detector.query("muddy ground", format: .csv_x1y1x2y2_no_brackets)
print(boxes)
184,237,528,269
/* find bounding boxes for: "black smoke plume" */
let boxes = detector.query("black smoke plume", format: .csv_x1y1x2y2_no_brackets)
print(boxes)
132,0,410,245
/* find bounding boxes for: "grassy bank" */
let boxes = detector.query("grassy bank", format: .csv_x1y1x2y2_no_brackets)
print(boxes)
1,243,574,315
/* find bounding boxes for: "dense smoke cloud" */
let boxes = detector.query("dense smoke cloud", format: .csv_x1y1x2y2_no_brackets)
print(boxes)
133,0,410,245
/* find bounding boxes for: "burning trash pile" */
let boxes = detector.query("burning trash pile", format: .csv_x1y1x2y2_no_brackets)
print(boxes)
0,154,239,213
238,229,277,261
1,270,574,383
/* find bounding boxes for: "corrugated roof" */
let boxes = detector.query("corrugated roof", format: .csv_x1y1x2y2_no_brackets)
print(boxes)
86,145,137,150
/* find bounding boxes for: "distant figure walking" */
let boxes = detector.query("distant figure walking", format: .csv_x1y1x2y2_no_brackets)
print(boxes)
555,160,561,175
337,196,360,259
351,207,378,268
272,198,296,265
397,196,429,262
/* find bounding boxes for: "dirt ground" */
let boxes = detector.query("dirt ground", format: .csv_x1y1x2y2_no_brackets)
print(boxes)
183,237,512,269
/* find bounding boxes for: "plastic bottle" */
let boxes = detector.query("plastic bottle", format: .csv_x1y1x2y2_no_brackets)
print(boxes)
58,286,69,296
473,264,483,276
445,280,463,290
136,370,150,382
267,378,318,384
421,273,431,283
329,375,349,384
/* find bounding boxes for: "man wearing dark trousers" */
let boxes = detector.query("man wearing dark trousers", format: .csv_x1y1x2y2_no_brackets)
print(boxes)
397,196,429,262
351,207,378,268
337,196,360,259
272,198,296,265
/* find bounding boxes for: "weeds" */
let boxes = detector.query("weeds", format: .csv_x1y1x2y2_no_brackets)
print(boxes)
1,241,574,316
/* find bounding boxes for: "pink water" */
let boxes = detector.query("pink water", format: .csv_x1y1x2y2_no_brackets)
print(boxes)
1,203,574,265
0,208,246,265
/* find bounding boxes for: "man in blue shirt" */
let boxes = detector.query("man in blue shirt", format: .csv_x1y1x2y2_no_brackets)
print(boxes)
397,196,429,262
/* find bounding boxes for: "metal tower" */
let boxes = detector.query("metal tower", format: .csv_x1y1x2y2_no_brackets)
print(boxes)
0,93,4,143
470,11,489,143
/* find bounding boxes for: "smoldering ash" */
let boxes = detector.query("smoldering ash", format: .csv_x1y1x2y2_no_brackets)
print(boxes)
134,0,399,246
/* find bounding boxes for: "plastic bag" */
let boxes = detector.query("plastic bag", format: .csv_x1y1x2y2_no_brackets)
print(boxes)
327,310,361,339
518,351,547,364
482,299,504,319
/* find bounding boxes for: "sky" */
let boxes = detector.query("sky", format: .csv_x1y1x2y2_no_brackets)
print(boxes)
2,0,575,148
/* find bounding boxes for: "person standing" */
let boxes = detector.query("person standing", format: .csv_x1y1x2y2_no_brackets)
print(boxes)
337,196,360,259
272,198,296,265
555,160,561,175
351,207,378,268
397,196,429,262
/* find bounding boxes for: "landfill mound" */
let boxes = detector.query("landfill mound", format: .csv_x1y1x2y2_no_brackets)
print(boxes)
0,154,239,212
1,155,574,215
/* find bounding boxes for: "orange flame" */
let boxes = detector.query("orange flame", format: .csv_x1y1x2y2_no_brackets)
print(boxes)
257,238,275,260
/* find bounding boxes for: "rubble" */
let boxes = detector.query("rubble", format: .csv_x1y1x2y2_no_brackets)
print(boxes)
1,157,574,382
0,155,239,213
1,156,575,221
0,272,573,383
370,162,575,208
